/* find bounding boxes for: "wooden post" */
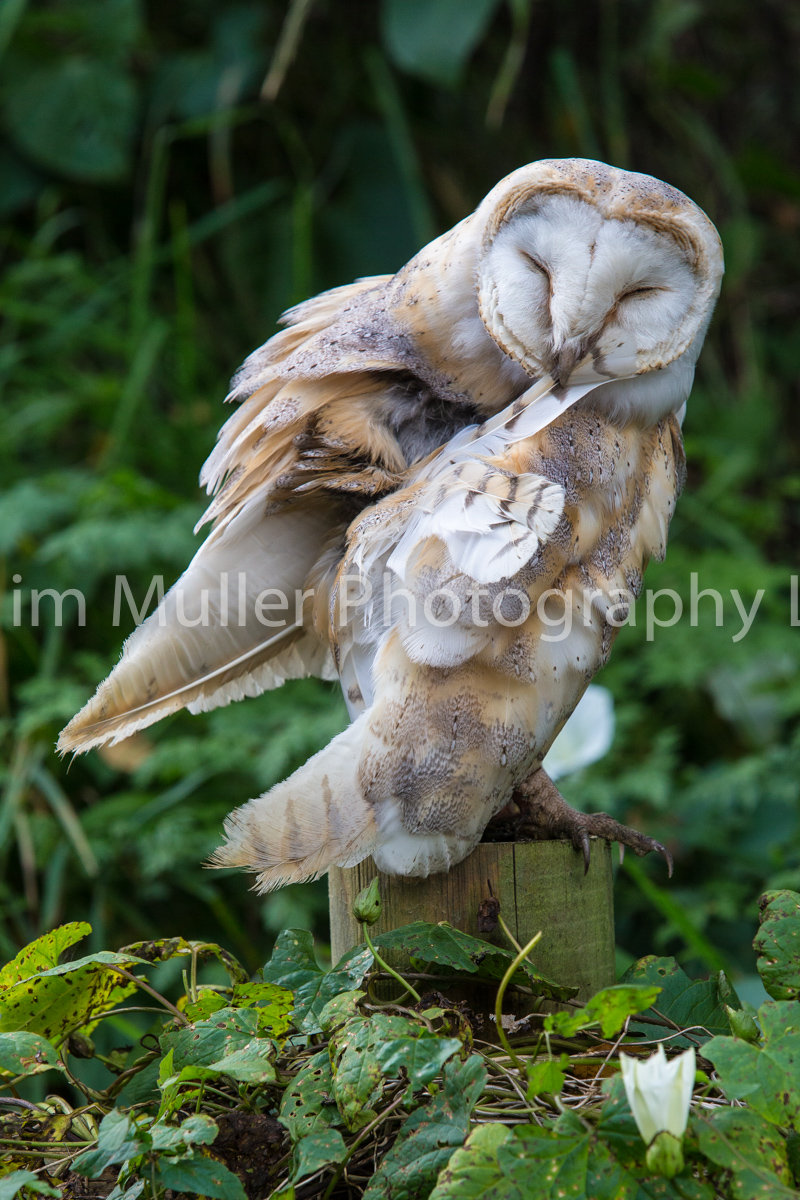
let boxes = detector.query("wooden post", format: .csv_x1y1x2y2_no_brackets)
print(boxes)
329,838,615,1022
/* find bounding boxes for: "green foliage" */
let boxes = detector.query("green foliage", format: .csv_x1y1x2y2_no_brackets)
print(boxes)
754,891,800,1002
1,903,799,1197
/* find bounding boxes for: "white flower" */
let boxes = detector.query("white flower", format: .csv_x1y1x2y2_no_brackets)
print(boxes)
542,685,615,781
619,1045,695,1145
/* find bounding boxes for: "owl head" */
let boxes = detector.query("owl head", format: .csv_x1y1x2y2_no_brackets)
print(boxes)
472,159,723,389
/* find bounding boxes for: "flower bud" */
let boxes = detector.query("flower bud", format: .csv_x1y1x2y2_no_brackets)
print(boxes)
353,877,382,926
646,1130,685,1178
724,1005,760,1043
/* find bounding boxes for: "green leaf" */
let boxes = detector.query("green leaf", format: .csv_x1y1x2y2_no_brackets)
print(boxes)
754,890,800,1001
622,956,739,1042
545,984,662,1038
262,931,374,1028
381,0,500,87
374,1035,462,1090
150,1113,219,1153
6,58,137,182
0,922,91,987
704,1000,800,1132
318,989,366,1034
292,1128,347,1183
363,1055,487,1199
694,1108,795,1199
331,1014,410,1131
497,1120,590,1199
207,1039,277,1083
526,1055,570,1098
374,922,576,1001
0,952,143,1041
161,1007,276,1081
0,1171,60,1200
155,1156,246,1200
0,1030,63,1077
73,1110,150,1178
279,1049,343,1142
121,937,250,985
429,1123,512,1199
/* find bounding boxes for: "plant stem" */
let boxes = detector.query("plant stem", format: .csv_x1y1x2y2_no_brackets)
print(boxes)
362,924,421,1003
494,930,543,1072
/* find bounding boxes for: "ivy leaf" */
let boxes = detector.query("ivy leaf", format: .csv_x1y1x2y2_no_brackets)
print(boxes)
428,1123,512,1199
0,1171,60,1200
279,1049,343,1142
363,1055,487,1199
693,1108,795,1199
526,1055,570,1098
622,956,739,1043
207,1039,278,1084
0,1031,63,1077
374,1035,462,1090
545,984,661,1039
0,922,91,986
155,1156,246,1200
0,952,144,1041
374,922,576,1001
292,1129,347,1183
704,1000,800,1132
73,1110,150,1178
754,890,800,1002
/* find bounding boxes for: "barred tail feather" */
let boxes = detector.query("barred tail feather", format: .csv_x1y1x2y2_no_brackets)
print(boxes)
210,715,378,891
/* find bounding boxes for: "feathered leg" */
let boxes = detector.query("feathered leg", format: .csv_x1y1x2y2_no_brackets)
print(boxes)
502,768,673,877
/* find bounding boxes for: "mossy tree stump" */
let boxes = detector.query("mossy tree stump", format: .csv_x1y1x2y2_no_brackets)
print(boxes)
329,838,615,1027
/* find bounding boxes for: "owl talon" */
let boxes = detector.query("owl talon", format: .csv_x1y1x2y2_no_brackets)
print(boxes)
512,768,673,876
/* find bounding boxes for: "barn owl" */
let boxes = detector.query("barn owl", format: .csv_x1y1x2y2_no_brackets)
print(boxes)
59,159,723,889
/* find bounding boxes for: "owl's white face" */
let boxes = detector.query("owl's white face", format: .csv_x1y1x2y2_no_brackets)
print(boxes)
483,194,702,386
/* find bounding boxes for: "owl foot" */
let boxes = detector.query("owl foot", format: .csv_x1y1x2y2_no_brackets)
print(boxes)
510,768,673,878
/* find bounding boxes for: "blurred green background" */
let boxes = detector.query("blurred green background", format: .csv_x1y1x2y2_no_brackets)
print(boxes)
0,0,798,1000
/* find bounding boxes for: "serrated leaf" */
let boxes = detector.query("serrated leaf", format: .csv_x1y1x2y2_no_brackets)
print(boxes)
429,1123,512,1199
526,1055,570,1098
374,922,576,1001
292,1128,347,1183
0,922,91,987
754,890,800,1002
0,1031,63,1077
363,1055,487,1199
694,1108,794,1199
73,1110,149,1178
545,984,662,1039
622,956,739,1043
279,1049,343,1142
704,1000,800,1132
155,1156,246,1200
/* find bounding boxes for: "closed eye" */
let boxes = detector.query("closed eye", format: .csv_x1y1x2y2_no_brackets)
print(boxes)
619,285,666,300
519,250,551,280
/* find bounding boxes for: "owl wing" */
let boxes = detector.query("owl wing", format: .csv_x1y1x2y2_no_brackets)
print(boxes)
58,274,459,755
